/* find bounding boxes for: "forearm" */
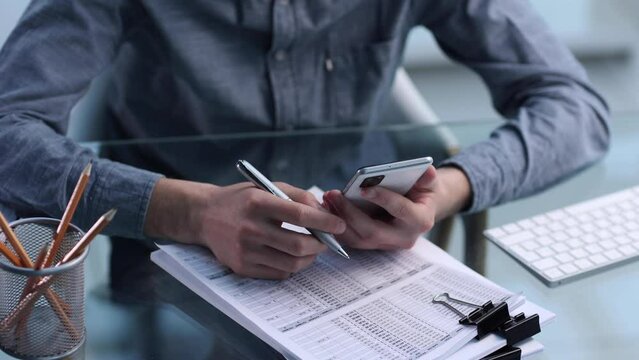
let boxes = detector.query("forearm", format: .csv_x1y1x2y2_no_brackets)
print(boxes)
0,113,162,238
442,83,609,213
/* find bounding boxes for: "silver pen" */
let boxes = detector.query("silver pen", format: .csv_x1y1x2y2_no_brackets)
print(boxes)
236,159,350,259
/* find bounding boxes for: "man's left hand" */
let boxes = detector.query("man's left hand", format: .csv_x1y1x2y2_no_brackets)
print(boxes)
323,166,471,250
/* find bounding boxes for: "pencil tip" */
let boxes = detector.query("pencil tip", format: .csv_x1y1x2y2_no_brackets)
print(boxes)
104,209,117,221
83,162,93,176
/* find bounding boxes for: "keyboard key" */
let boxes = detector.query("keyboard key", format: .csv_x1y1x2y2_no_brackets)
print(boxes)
517,219,535,229
520,251,539,262
551,232,569,242
574,258,594,270
566,238,584,249
614,236,631,245
600,240,616,250
620,201,634,210
609,215,625,224
499,231,535,246
610,225,626,235
559,263,578,274
511,245,539,262
618,245,637,256
555,253,574,263
536,247,555,257
533,227,550,236
604,205,620,215
581,223,596,233
521,240,540,251
595,219,611,228
603,249,622,261
551,243,569,253
537,236,552,246
485,227,506,238
585,244,603,254
569,248,588,259
594,229,612,240
548,222,563,232
624,222,639,231
566,228,582,237
576,213,593,223
589,254,608,265
532,214,550,225
581,234,597,244
544,268,564,280
562,218,578,227
628,231,639,241
533,258,559,271
591,209,606,218
547,210,567,220
503,223,522,234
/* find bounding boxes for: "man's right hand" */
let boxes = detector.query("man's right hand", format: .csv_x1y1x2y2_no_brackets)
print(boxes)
144,179,346,279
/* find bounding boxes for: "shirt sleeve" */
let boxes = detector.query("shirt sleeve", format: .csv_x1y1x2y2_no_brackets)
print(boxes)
0,1,163,239
418,0,611,213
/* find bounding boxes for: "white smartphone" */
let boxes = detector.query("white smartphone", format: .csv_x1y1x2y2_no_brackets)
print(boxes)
342,156,433,214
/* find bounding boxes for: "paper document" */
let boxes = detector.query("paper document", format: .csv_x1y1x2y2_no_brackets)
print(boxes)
151,187,553,359
154,241,525,359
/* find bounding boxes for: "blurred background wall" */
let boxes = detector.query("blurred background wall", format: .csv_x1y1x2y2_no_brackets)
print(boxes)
1,0,638,123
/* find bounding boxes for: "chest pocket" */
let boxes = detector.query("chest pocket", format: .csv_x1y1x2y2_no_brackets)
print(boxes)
328,37,400,127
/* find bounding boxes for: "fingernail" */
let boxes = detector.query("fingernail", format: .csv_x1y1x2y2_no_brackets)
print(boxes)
337,220,346,233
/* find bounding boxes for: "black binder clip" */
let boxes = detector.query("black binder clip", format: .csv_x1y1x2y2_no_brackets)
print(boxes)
499,312,540,346
432,293,541,346
432,293,510,340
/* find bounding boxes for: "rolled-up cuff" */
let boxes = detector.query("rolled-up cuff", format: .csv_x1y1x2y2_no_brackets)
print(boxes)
75,159,164,240
439,141,511,214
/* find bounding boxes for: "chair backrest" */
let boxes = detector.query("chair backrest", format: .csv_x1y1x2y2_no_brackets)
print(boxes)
67,69,112,142
384,68,460,156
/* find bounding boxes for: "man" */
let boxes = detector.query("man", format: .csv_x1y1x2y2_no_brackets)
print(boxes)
0,1,609,280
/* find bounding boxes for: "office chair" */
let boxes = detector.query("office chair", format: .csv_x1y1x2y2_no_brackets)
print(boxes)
382,68,487,273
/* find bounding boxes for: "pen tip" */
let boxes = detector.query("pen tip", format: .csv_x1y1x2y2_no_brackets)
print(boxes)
83,162,93,176
104,209,117,221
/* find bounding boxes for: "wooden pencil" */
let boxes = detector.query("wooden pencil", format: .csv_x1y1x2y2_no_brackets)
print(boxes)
16,244,51,343
44,162,92,267
0,212,78,339
0,212,31,266
0,241,21,267
1,209,117,334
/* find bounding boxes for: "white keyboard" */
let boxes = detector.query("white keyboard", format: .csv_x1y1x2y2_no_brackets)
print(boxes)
485,186,639,287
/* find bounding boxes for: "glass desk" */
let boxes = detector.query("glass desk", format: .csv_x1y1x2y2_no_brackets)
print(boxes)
4,116,638,359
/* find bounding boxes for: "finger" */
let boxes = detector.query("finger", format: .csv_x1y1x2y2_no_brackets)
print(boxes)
412,165,437,190
275,182,322,210
235,263,292,280
261,224,328,256
258,196,346,234
324,190,377,239
326,192,416,250
361,186,424,225
247,245,317,273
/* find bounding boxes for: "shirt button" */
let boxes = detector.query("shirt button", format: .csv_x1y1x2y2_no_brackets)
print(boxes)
274,50,287,61
279,0,289,5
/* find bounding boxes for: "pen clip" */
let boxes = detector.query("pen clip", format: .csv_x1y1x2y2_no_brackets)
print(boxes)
236,160,276,196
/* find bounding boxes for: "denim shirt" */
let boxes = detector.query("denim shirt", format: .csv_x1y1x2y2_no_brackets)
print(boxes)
0,0,609,239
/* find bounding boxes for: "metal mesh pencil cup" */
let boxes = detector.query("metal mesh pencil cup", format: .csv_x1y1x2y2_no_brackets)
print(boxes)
0,218,87,359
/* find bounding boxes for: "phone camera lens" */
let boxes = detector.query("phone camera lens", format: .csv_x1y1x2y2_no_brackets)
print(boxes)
360,175,385,188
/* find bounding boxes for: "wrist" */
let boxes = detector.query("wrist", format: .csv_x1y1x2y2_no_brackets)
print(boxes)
144,178,215,244
434,166,472,220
